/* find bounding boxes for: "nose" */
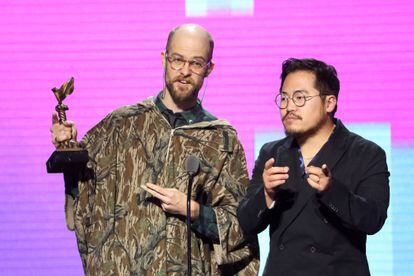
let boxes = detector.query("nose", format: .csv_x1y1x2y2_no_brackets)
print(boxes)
180,61,191,76
285,97,296,112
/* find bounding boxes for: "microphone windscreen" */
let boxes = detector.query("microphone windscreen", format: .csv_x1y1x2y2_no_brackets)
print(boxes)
185,155,200,177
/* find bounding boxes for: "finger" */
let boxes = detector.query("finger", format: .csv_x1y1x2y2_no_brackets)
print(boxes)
264,158,275,170
52,113,59,124
266,166,289,175
145,183,167,195
51,134,59,146
306,177,321,191
322,164,330,176
266,173,289,182
145,184,171,202
71,126,78,141
305,166,322,175
63,120,75,127
307,174,319,183
266,179,287,189
142,185,169,202
54,130,72,142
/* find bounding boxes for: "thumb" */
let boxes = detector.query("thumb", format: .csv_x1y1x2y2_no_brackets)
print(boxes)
52,113,59,124
63,120,75,127
322,164,330,176
264,158,275,170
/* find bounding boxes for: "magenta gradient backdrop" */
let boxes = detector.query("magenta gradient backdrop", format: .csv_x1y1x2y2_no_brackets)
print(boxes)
0,0,413,274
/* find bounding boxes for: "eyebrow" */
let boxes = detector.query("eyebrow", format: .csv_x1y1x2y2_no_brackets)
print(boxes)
280,89,308,94
170,52,207,61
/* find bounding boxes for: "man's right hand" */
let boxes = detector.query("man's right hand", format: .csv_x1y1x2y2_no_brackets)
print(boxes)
50,113,78,148
262,158,289,208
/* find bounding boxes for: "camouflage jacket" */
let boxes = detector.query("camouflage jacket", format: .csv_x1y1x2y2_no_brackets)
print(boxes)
74,98,259,275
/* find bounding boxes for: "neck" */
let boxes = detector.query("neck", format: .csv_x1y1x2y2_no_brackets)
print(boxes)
297,119,335,159
161,88,197,113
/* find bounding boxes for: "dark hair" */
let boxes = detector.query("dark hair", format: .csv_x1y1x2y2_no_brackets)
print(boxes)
165,25,214,60
280,58,340,116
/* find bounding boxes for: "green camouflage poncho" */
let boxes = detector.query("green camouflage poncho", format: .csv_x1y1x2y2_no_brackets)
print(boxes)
73,98,259,275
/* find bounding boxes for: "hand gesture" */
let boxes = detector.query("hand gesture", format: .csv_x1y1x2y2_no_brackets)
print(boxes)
262,158,289,207
142,183,200,220
305,164,332,192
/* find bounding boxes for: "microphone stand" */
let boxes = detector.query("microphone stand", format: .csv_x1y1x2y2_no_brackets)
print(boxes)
186,174,194,276
185,155,199,276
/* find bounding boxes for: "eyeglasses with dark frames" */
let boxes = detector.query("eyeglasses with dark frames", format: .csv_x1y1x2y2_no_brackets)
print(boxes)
275,91,323,109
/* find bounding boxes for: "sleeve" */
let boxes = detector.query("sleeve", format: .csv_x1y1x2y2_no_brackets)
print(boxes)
191,205,219,243
237,144,274,235
318,145,390,235
72,111,122,265
61,112,120,233
210,137,260,275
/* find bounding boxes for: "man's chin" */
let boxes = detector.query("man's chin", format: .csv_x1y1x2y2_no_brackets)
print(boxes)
174,83,192,92
170,89,198,105
284,129,303,138
283,124,308,137
284,125,322,139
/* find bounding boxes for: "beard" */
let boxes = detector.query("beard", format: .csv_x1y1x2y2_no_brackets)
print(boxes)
283,110,328,139
165,75,203,104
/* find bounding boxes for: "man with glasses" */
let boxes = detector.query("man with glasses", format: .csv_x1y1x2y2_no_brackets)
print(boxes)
51,24,259,275
237,58,390,275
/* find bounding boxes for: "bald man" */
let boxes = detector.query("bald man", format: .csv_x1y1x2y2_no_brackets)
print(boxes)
51,24,259,275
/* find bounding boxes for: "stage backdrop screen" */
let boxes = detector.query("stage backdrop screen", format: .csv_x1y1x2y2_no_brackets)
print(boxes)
0,1,413,275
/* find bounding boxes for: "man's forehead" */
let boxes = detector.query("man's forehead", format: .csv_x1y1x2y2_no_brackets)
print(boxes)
168,42,210,60
283,72,316,86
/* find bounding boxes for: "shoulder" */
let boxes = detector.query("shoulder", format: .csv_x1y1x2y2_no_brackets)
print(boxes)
259,138,289,155
345,129,386,156
107,98,155,121
94,97,158,130
81,98,156,143
333,119,386,158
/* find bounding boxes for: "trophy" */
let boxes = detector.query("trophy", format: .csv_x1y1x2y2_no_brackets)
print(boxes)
51,77,79,150
46,77,88,230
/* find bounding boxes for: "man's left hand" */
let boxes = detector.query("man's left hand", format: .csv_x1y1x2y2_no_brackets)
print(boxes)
305,164,332,192
142,183,199,220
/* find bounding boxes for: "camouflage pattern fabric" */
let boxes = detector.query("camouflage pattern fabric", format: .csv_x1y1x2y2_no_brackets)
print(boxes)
73,98,259,275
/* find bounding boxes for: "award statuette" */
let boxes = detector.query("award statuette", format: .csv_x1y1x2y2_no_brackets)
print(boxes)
46,77,88,230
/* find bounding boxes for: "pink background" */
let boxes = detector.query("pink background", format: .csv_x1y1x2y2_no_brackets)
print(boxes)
0,0,413,274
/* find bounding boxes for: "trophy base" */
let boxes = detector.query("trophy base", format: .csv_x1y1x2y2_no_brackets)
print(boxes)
46,149,89,173
46,149,89,231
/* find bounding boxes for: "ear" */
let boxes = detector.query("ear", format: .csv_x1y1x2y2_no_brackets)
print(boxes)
161,52,167,69
204,61,215,77
325,95,337,113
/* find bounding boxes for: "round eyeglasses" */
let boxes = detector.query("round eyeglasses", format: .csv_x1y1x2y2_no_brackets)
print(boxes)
166,54,210,75
275,91,322,109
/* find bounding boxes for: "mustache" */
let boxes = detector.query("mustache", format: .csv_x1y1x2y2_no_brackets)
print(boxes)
173,76,194,85
283,112,302,121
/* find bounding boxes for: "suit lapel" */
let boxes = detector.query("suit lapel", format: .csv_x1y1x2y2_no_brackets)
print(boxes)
309,120,349,171
275,120,350,237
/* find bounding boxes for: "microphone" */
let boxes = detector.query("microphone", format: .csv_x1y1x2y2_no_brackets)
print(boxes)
185,155,200,276
185,155,200,177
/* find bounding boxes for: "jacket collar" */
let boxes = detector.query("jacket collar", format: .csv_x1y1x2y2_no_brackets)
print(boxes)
139,96,233,129
281,118,349,168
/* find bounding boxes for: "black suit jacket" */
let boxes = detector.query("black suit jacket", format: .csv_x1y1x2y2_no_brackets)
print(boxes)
237,119,390,276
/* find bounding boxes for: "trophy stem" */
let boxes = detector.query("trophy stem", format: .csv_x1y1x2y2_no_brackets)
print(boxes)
56,104,69,123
